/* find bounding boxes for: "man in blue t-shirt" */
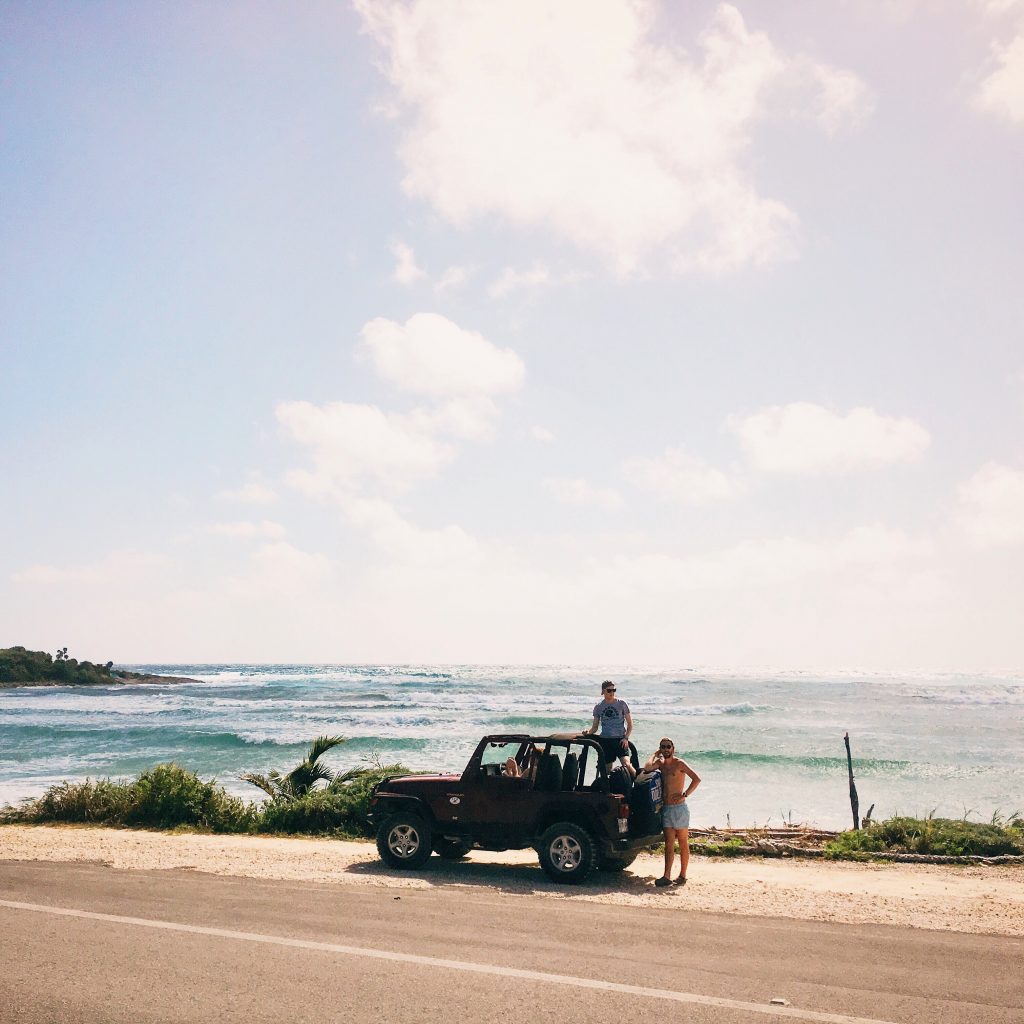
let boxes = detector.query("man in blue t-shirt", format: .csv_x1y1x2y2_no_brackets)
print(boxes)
583,680,635,778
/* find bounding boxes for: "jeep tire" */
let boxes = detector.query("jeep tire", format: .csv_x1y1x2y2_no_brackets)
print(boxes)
537,821,598,884
432,836,473,860
377,812,433,869
598,851,639,872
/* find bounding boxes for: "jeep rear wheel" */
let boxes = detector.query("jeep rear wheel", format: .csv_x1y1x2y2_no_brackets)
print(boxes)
432,836,473,860
537,822,598,884
377,812,433,869
598,851,639,872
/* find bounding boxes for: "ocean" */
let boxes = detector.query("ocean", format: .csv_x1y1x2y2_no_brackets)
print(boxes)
1,665,1022,829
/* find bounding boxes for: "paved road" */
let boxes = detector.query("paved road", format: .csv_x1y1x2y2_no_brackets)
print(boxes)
1,861,1021,1024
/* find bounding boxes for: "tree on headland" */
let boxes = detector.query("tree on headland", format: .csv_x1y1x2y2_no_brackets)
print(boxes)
240,735,347,801
0,646,115,686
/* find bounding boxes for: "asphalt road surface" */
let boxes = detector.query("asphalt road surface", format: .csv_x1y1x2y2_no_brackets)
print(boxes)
1,861,1021,1024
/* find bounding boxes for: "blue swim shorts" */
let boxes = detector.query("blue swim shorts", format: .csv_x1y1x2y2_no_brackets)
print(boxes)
662,801,690,830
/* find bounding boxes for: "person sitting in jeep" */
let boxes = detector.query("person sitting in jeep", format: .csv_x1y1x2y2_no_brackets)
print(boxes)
504,743,540,779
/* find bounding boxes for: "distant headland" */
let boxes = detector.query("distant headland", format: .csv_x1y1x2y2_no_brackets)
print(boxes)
0,647,203,688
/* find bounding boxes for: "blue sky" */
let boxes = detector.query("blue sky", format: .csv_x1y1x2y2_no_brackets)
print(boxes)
2,0,1022,668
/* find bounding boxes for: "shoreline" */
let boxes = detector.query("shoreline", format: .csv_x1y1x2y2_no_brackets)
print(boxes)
2,823,1021,937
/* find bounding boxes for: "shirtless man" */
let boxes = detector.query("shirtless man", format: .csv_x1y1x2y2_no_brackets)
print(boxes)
643,737,701,887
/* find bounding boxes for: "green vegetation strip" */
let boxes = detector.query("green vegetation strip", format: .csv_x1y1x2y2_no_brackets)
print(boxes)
0,760,408,840
690,817,1024,862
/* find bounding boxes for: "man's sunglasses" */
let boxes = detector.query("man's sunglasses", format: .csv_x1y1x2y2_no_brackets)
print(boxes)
604,688,616,693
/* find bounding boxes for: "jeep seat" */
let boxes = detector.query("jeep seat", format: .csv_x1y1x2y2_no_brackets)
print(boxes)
560,752,579,791
536,753,562,792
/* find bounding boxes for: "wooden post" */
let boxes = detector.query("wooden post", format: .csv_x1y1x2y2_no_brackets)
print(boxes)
844,732,860,830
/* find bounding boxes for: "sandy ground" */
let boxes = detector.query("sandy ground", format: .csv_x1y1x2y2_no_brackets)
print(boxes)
2,824,1021,937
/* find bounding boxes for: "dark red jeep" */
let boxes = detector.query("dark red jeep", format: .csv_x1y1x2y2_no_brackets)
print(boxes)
368,733,664,883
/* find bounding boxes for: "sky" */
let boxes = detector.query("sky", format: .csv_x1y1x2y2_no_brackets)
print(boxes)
1,0,1022,669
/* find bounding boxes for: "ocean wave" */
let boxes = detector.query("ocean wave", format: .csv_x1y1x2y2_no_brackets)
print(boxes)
0,724,304,751
683,749,994,779
690,749,912,771
672,702,768,716
489,715,583,732
911,687,1024,707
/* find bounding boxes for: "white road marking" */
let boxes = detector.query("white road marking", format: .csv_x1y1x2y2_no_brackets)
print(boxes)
0,898,898,1024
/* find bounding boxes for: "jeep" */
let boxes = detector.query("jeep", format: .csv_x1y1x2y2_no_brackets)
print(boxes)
368,733,664,884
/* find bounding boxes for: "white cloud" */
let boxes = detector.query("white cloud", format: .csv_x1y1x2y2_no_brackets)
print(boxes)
531,426,556,443
207,520,287,540
977,29,1024,124
356,0,869,275
281,314,525,495
216,480,279,505
622,446,739,505
957,462,1024,547
391,241,427,284
489,263,551,297
359,313,525,398
545,477,623,510
435,265,469,291
488,262,587,298
278,399,456,494
977,0,1024,16
797,60,874,135
605,524,932,593
12,551,171,586
339,495,484,567
244,542,333,594
727,402,931,475
407,395,501,442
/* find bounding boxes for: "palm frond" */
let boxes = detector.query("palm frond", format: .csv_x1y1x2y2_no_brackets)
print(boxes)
329,766,372,787
239,772,279,799
283,761,334,796
306,735,346,763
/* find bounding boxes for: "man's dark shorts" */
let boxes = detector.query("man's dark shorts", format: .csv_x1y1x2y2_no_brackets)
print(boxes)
597,736,627,763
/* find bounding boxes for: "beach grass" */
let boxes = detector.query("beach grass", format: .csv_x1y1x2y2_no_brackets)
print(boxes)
0,760,411,839
823,814,1024,859
4,764,254,832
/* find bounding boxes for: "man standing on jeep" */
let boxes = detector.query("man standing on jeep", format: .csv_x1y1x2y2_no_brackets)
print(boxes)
583,680,635,778
644,737,700,887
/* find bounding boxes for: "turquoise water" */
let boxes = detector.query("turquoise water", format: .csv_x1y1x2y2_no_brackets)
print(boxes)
2,665,1022,828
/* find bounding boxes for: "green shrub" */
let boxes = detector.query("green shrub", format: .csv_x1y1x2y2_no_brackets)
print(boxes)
5,764,254,833
257,763,408,838
6,778,136,824
3,758,410,838
258,789,358,836
825,816,1024,859
127,763,253,831
693,837,746,857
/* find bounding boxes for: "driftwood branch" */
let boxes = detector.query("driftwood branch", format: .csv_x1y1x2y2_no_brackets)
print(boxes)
844,731,860,830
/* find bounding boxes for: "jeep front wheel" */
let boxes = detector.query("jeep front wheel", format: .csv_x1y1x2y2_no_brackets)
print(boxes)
537,822,598,884
377,812,433,869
